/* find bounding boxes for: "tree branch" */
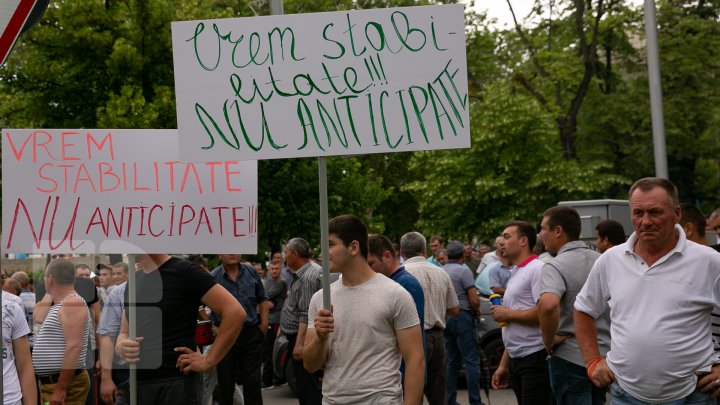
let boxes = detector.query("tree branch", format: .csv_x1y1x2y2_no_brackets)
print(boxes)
506,0,552,80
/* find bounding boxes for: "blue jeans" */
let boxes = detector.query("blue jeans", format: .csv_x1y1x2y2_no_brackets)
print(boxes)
610,382,713,405
548,356,605,405
445,310,483,405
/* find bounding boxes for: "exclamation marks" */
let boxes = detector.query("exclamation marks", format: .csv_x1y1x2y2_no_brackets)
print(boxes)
364,53,388,86
248,205,258,236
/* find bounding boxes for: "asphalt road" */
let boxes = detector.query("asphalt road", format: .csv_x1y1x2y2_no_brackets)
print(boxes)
261,384,518,404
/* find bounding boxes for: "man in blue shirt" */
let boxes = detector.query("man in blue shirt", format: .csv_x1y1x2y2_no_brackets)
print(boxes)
367,234,426,382
211,254,270,405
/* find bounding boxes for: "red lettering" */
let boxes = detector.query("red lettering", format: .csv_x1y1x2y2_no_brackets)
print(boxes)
205,162,222,193
98,162,121,192
85,207,108,236
232,206,246,237
138,206,147,236
61,131,81,161
212,206,229,235
87,132,115,161
73,163,97,193
4,131,33,162
148,205,165,237
107,208,124,237
32,130,58,163
133,163,151,191
6,196,51,249
180,163,203,194
58,164,73,193
37,163,58,193
164,161,180,191
47,196,84,250
125,207,139,237
179,205,196,236
195,207,212,235
224,162,242,192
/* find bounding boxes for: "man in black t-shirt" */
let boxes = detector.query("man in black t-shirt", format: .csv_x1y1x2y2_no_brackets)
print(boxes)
115,254,246,405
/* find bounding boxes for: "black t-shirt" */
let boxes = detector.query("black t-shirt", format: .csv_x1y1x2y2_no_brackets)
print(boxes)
124,257,215,380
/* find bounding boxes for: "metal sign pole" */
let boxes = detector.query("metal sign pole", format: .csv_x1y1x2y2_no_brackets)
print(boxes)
318,157,331,310
644,0,668,179
128,254,137,405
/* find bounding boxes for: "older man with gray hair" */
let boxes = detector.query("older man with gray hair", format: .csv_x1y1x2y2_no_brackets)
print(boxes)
402,231,460,405
575,177,720,404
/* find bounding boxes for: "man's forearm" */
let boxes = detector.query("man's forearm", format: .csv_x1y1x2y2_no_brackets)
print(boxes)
538,302,560,351
56,346,83,391
403,351,424,405
205,318,242,366
297,322,308,347
508,307,539,325
574,309,601,363
98,335,116,379
302,332,327,373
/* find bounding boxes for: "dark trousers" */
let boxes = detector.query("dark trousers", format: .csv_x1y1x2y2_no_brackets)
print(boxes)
424,328,448,405
509,349,555,405
262,323,279,386
548,356,605,405
116,374,200,405
217,326,264,405
286,333,323,405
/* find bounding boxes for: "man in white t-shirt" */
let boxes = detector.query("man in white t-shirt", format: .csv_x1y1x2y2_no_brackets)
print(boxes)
575,177,720,404
304,214,424,404
3,291,37,405
490,221,553,404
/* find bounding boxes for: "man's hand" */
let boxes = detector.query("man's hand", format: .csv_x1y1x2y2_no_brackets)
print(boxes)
174,347,213,374
491,365,510,389
49,385,67,405
697,364,720,398
116,337,143,363
490,305,511,323
546,334,572,355
100,375,117,405
292,341,304,361
587,357,615,387
259,320,269,336
313,308,334,342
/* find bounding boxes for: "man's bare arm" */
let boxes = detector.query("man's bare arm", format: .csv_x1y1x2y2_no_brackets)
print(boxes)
55,298,89,399
13,336,37,405
538,292,561,353
397,325,424,405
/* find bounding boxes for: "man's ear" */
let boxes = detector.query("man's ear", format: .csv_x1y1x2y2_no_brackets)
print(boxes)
682,223,694,238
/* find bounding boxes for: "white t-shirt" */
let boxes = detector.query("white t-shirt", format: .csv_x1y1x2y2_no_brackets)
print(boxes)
308,274,420,405
3,292,31,405
575,226,720,403
501,257,545,358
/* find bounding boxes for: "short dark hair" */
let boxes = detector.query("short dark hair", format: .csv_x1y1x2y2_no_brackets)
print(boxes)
112,262,129,274
4,278,21,295
504,220,537,252
595,219,626,246
268,259,282,267
429,235,444,244
328,214,368,259
287,238,311,259
188,255,207,267
679,202,707,233
543,206,582,241
629,177,679,206
400,232,426,258
47,259,76,285
368,234,396,260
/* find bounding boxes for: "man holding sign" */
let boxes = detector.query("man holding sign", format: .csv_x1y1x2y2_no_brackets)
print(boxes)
304,215,425,404
115,254,246,405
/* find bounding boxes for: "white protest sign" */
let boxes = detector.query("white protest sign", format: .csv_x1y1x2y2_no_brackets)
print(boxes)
2,129,258,254
172,4,469,161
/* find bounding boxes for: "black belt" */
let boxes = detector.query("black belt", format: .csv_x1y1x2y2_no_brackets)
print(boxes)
37,369,84,384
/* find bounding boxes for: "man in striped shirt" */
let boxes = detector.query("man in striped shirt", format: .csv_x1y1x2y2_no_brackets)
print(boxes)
280,237,324,405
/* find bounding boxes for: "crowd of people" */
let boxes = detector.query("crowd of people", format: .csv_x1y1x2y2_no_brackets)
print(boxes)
3,177,720,405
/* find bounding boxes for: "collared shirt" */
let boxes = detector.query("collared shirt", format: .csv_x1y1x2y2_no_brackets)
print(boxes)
389,266,425,330
97,282,127,367
502,255,544,358
576,225,720,403
211,263,268,328
444,261,475,311
427,256,442,268
404,256,459,330
487,261,512,290
280,261,322,335
540,241,607,367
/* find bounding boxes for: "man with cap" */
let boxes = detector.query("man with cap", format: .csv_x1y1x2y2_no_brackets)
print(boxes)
444,240,483,405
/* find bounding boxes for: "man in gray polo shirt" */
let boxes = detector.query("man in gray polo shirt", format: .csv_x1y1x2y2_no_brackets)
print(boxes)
538,206,609,404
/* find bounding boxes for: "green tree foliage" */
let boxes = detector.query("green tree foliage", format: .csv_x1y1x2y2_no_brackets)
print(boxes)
1,0,718,251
